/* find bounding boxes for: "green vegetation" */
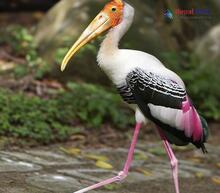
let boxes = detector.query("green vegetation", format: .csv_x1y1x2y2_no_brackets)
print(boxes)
0,25,132,144
0,25,50,79
0,83,133,143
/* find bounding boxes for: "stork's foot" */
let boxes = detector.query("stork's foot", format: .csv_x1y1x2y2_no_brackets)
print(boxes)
117,171,128,181
73,171,128,193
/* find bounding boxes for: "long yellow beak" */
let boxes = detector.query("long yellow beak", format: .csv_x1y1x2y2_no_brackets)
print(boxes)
61,11,111,71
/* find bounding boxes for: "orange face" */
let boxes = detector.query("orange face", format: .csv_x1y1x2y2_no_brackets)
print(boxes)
102,0,124,27
61,0,125,71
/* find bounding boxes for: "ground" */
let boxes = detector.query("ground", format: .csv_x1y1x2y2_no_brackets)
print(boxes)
0,138,219,193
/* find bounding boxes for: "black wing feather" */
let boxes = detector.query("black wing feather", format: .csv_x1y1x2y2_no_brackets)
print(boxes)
126,68,186,109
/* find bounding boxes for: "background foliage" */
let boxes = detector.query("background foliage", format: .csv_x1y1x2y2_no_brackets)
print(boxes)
161,52,220,120
0,83,133,143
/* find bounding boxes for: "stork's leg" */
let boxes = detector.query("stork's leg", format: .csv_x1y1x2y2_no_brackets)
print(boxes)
73,123,141,193
157,128,180,193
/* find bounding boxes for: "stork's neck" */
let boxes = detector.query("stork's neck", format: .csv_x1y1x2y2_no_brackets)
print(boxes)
98,3,134,66
99,28,121,55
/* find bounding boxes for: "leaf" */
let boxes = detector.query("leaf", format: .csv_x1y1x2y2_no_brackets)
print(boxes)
195,172,204,178
60,147,81,156
136,168,152,176
173,145,193,152
212,177,220,185
216,163,220,169
84,154,109,162
134,152,148,161
149,147,166,156
95,160,113,170
104,184,121,190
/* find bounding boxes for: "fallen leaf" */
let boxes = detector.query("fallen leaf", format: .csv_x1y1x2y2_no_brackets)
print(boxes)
134,152,148,161
195,172,204,178
149,147,166,156
84,154,109,162
216,163,220,169
173,145,193,152
212,177,220,185
60,147,81,156
104,184,121,190
95,160,113,170
136,168,152,176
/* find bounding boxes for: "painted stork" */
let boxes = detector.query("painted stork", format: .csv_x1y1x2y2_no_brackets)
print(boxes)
61,0,209,193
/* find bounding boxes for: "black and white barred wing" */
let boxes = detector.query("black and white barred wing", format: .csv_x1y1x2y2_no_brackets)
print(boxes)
126,68,186,109
126,68,204,144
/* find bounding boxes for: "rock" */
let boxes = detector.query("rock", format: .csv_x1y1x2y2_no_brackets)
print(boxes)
58,168,118,183
195,25,220,62
0,145,219,193
35,0,96,50
0,187,51,193
0,152,42,172
26,173,117,193
26,174,81,192
0,150,85,166
0,160,42,173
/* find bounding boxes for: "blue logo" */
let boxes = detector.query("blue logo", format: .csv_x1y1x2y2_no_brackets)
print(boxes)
164,9,173,20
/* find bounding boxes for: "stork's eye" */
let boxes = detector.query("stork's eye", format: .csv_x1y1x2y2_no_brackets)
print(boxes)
112,7,117,12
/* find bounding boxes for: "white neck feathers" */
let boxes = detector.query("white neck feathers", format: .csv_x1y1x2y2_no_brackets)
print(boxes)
97,3,134,63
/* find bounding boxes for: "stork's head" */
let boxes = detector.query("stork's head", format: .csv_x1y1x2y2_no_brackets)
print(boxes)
61,0,125,71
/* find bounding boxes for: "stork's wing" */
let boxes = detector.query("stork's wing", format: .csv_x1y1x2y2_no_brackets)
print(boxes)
126,68,205,144
126,68,186,109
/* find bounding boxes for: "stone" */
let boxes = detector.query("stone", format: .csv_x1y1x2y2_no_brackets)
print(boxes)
0,144,219,193
0,187,51,193
0,161,41,173
0,153,42,172
195,24,220,62
0,150,84,166
58,168,118,183
26,174,81,192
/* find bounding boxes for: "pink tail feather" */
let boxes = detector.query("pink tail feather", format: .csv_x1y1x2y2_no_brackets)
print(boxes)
181,97,203,142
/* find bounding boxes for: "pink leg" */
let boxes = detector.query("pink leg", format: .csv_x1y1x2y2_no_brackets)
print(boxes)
158,128,180,193
73,123,142,193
